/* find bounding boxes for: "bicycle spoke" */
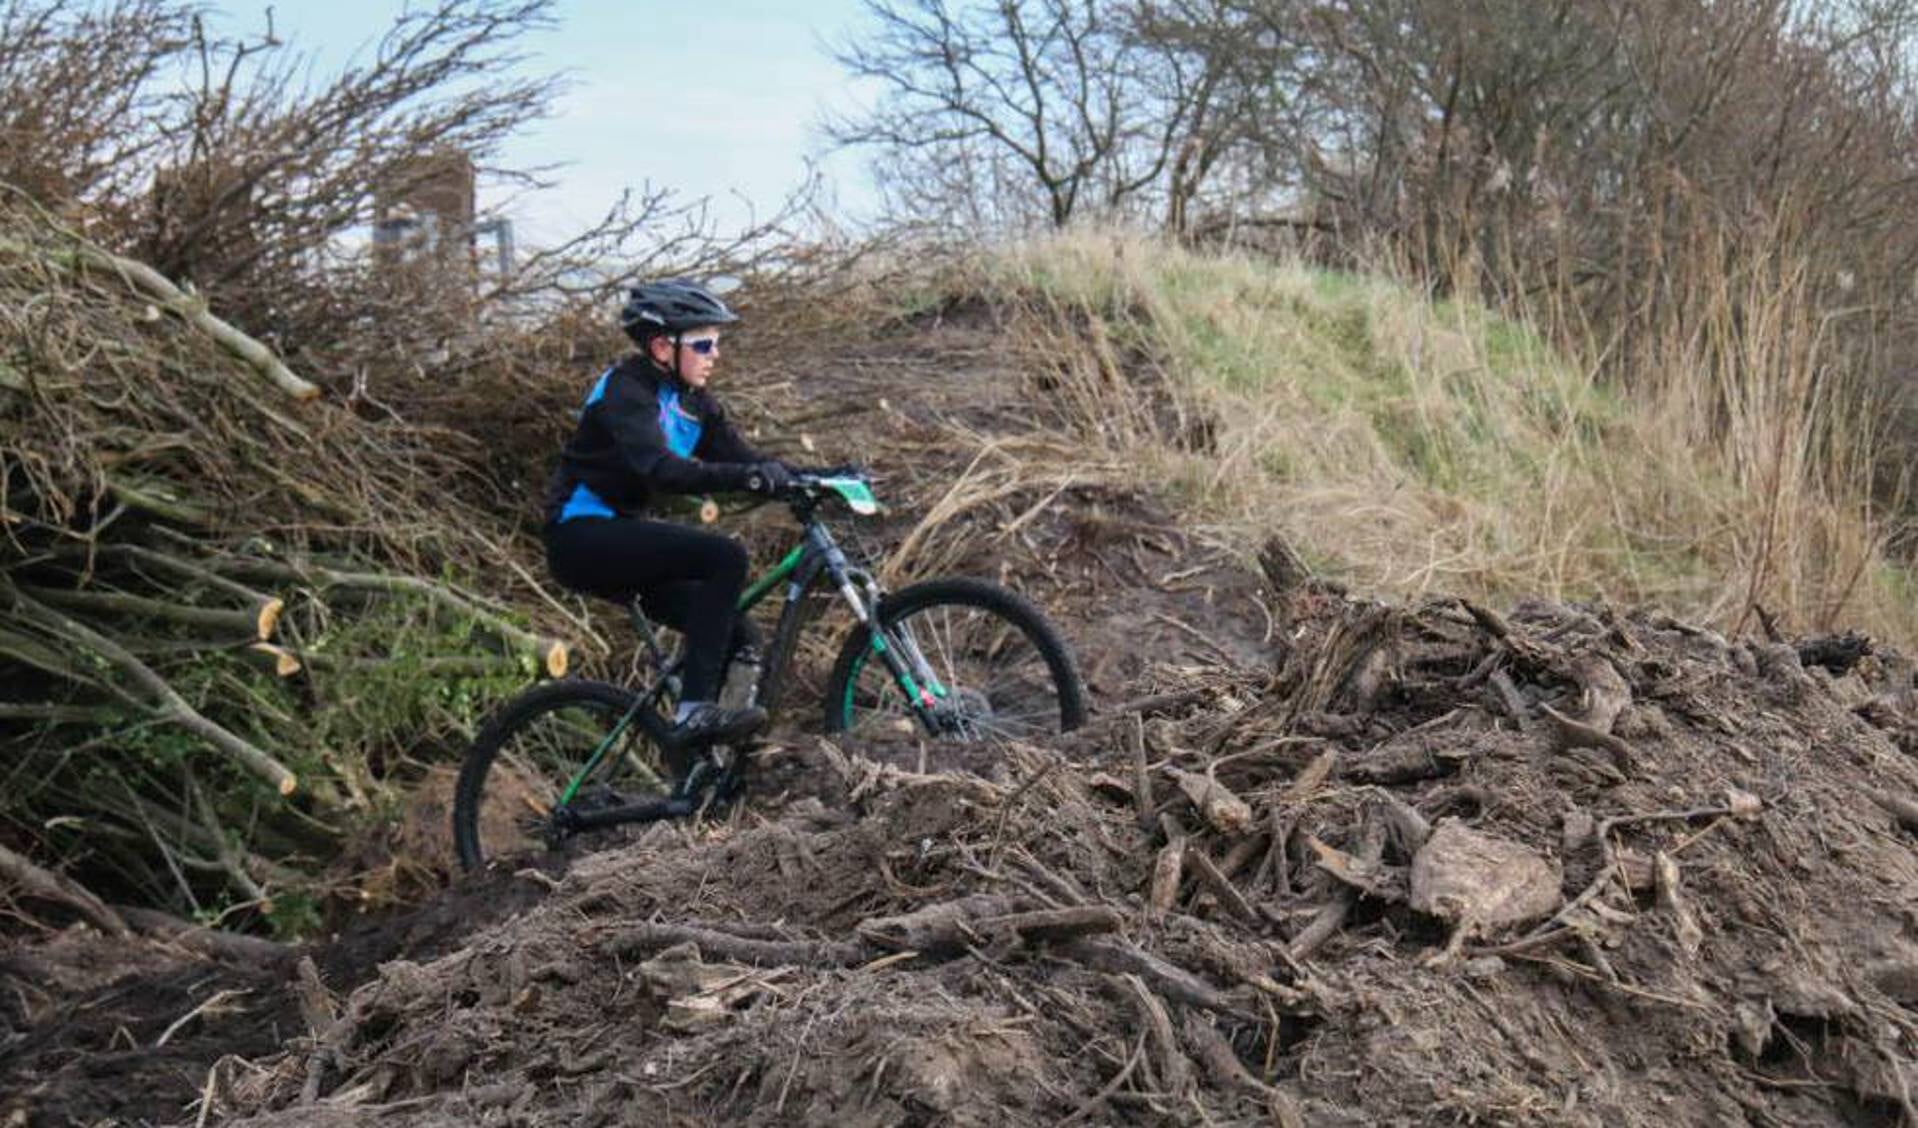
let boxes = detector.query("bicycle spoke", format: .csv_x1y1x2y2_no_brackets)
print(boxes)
460,686,676,870
843,592,1073,748
934,605,960,683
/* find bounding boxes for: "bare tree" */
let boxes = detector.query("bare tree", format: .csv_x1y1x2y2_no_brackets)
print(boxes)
0,0,197,208
138,2,563,329
1124,0,1313,234
830,0,1172,227
828,0,1312,233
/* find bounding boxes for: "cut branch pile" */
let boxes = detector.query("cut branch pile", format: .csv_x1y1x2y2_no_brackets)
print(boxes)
0,197,567,920
214,586,1918,1127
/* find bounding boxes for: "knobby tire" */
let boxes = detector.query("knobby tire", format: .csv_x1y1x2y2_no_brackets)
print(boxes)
452,678,670,872
823,576,1087,738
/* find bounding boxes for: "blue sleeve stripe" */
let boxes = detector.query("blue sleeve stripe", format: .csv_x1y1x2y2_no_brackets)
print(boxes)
557,482,616,522
658,387,704,458
583,367,613,407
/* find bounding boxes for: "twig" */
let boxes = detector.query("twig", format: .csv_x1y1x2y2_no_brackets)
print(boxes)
1108,686,1214,720
1653,851,1703,957
118,909,295,970
52,233,319,399
193,1060,224,1128
1057,1033,1146,1125
154,988,250,1047
0,842,129,935
1186,847,1262,925
1148,814,1186,922
1870,790,1918,834
197,556,568,677
1289,813,1384,962
1164,766,1253,835
1459,599,1512,640
187,776,265,901
1131,712,1155,832
1124,974,1190,1097
1215,832,1268,881
1512,954,1716,1011
1,576,300,795
1150,611,1241,666
602,922,866,967
1182,1010,1289,1108
979,906,1124,944
1010,846,1089,906
19,582,281,640
989,758,1059,867
1369,790,1432,856
1488,669,1534,734
1256,808,1294,898
1509,801,1755,952
1541,653,1634,771
1578,931,1619,981
1058,937,1253,1018
1469,927,1585,959
1283,748,1338,803
97,543,275,604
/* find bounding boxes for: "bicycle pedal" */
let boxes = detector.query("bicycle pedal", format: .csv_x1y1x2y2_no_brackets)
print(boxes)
674,754,722,797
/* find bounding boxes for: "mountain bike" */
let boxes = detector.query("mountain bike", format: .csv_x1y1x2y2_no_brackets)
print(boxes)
452,472,1087,871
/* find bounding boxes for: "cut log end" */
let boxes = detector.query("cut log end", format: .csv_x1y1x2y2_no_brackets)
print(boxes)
257,598,285,641
544,641,569,679
278,775,298,797
1165,766,1253,836
249,643,302,678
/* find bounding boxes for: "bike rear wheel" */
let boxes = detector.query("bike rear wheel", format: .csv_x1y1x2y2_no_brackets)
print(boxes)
452,679,679,872
824,577,1086,745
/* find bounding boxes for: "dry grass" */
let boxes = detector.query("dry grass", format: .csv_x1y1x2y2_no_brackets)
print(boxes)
983,228,1915,648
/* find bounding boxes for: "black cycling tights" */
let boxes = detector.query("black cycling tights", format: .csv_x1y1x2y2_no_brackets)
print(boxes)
545,518,753,703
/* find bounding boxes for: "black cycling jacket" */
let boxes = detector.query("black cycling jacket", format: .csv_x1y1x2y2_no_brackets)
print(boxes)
541,354,768,523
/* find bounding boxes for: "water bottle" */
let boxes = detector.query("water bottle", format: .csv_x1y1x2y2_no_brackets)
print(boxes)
720,646,763,710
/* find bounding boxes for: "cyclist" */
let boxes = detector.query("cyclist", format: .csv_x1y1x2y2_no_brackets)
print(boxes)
541,279,796,747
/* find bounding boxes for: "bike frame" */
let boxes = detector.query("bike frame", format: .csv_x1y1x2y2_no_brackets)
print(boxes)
547,488,952,836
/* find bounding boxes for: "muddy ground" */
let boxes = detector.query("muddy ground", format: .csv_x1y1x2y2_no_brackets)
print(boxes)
4,311,1918,1126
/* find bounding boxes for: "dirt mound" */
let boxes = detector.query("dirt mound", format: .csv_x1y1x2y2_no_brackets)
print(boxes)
0,863,556,1128
0,927,292,1127
203,586,1918,1127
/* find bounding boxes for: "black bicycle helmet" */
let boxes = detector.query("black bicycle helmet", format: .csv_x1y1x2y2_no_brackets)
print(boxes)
620,278,740,344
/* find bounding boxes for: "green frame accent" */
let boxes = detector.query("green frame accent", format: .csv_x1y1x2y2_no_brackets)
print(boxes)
559,708,641,805
556,537,809,807
552,489,962,821
737,543,805,611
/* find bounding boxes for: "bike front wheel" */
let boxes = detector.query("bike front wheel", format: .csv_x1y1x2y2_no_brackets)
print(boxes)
823,577,1087,744
452,679,679,872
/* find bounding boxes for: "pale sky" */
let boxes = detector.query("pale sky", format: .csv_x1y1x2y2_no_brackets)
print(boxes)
217,1,882,243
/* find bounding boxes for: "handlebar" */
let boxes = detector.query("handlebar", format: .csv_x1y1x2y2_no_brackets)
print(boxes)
781,469,878,516
786,470,866,496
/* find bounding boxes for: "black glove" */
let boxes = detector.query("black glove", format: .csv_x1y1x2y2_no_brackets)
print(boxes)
742,461,796,496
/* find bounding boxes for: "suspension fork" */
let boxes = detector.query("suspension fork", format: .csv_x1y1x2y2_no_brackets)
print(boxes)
808,523,949,728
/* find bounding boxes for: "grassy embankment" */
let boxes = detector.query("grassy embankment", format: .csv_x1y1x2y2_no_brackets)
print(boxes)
988,233,1915,648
